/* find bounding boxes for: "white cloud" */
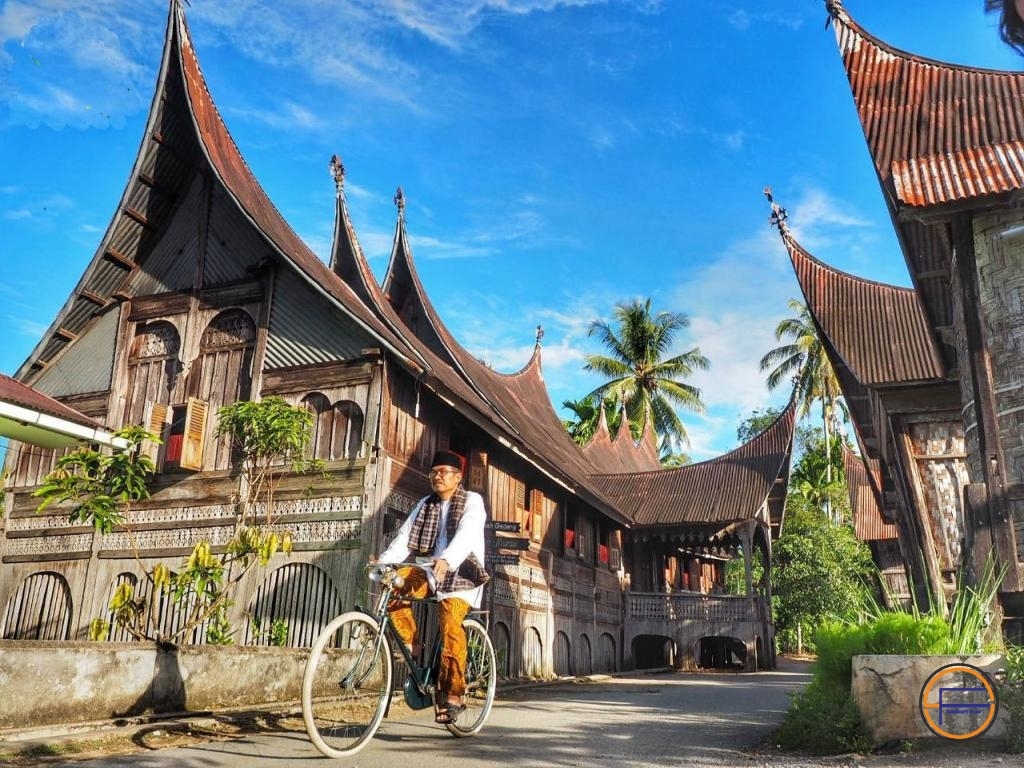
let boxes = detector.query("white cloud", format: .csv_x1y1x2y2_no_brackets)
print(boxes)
230,100,326,132
4,314,48,338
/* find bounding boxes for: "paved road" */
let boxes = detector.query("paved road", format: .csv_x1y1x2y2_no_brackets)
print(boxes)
16,660,1012,767
43,665,812,767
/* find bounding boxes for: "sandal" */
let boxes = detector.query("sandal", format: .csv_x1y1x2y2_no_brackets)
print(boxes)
434,702,465,724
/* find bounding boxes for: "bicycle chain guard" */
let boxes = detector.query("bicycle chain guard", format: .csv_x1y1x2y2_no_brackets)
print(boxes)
403,669,435,710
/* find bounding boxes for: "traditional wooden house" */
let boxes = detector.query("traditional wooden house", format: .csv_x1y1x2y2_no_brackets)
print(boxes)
768,1,1024,638
0,0,795,674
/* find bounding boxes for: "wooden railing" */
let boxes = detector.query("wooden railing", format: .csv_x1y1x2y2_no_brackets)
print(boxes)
626,591,768,624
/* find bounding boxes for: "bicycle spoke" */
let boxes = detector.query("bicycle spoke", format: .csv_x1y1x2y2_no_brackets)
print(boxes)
446,618,497,737
303,612,392,757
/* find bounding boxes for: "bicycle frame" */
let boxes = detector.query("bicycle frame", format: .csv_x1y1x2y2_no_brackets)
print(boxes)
302,562,498,757
363,563,489,712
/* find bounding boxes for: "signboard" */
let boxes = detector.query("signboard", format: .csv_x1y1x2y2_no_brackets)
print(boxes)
488,536,530,551
485,521,521,533
486,552,520,565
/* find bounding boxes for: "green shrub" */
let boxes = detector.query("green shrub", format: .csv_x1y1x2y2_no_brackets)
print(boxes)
812,621,868,691
778,613,953,754
865,612,949,655
1003,644,1024,753
775,678,870,755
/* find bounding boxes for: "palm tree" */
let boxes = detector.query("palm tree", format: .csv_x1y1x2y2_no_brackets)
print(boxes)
561,395,621,447
760,298,847,521
584,298,710,448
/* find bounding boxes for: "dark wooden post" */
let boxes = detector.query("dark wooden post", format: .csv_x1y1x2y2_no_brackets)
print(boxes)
952,215,1021,591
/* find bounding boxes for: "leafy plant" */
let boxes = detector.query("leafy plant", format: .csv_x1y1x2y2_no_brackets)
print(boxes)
1002,643,1024,753
776,676,870,755
35,399,318,646
249,617,289,647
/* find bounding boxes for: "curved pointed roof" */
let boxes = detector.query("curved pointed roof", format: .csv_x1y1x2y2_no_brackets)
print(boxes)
781,229,944,386
582,402,662,473
380,206,629,521
328,156,382,312
16,0,420,382
828,1,1024,209
589,400,796,529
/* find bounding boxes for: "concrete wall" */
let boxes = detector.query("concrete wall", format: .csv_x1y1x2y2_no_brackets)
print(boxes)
0,641,309,732
851,654,1006,744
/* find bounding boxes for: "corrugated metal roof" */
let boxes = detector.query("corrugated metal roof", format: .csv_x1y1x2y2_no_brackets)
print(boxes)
892,142,1024,207
0,374,107,430
176,6,424,372
844,444,898,541
31,309,120,398
589,401,796,528
264,268,377,369
581,405,661,473
831,4,1024,208
783,232,945,386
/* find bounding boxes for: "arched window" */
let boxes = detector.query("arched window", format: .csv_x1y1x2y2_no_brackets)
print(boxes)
554,630,572,676
101,572,142,643
300,394,364,461
576,633,593,675
522,626,544,678
598,632,617,673
123,320,182,427
244,563,342,648
492,621,512,677
2,572,73,640
188,309,256,470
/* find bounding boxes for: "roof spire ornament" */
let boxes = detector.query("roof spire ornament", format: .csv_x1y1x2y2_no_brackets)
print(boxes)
824,0,846,27
764,186,790,237
329,154,345,197
535,325,544,346
393,186,406,215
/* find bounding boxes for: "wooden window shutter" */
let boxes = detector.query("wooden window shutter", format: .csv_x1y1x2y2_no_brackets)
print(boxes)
469,450,488,492
609,547,622,571
179,397,208,471
142,402,170,466
514,479,527,529
529,489,544,543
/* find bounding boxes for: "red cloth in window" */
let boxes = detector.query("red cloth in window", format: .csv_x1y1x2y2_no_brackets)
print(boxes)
598,544,609,563
166,434,183,462
564,529,575,549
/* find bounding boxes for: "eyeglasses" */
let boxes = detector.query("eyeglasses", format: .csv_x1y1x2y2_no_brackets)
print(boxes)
428,468,460,478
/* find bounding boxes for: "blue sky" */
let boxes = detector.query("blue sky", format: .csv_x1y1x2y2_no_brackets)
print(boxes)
1,0,1020,461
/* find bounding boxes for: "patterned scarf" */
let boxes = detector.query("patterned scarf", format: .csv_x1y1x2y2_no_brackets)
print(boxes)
408,486,489,592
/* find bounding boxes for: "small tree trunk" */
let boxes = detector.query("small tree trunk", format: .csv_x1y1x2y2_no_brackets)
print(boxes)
797,623,803,656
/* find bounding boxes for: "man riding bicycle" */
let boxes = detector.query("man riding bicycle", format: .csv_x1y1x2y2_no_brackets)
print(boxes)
375,450,490,724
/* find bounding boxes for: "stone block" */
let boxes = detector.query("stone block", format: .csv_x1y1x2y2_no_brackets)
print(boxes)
851,654,1006,744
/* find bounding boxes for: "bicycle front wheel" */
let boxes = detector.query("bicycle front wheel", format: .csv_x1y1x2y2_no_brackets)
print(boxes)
446,618,497,737
302,611,393,757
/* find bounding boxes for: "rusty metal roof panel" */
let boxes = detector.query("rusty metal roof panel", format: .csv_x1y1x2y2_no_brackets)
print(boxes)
844,444,898,541
0,374,107,430
892,142,1024,207
784,232,944,386
590,401,796,528
831,5,1024,208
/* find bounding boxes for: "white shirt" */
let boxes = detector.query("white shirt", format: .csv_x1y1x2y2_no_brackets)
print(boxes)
378,489,488,608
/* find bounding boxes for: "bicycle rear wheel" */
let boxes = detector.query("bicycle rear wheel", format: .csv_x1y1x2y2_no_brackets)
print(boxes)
446,618,497,737
302,611,392,757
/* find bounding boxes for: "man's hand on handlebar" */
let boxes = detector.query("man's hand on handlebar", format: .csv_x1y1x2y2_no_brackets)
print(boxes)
433,558,450,583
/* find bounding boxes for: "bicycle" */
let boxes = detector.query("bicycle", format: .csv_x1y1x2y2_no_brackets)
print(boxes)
301,562,498,758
